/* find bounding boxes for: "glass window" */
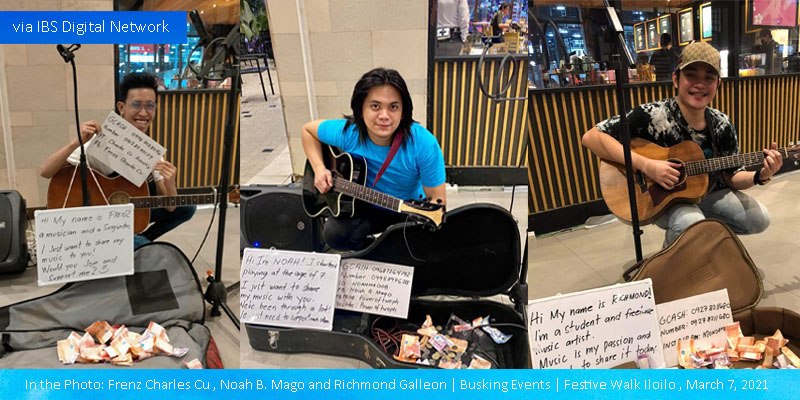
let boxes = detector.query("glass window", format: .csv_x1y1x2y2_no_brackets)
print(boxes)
530,2,688,89
739,0,800,76
433,0,528,59
115,1,238,90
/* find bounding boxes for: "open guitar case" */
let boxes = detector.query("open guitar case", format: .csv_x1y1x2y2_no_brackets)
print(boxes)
0,243,223,368
623,219,800,368
246,203,531,368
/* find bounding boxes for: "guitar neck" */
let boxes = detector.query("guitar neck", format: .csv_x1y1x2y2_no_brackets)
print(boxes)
684,148,792,176
130,193,219,209
332,177,402,211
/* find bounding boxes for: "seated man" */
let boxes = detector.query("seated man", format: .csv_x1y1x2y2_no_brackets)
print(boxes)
39,73,195,248
302,68,446,251
582,42,782,247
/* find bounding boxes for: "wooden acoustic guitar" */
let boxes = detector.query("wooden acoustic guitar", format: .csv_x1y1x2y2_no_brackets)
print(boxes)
47,166,240,233
302,145,445,228
599,138,800,225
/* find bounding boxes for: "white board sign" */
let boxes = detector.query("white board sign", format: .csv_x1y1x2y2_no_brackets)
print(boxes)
87,111,166,187
656,289,733,367
528,279,665,369
335,258,414,319
35,204,134,286
240,248,341,331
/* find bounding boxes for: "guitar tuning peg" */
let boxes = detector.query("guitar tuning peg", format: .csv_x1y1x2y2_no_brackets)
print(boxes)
436,199,442,204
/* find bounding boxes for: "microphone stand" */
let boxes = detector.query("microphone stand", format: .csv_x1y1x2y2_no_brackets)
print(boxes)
189,10,241,330
604,2,643,262
57,44,90,206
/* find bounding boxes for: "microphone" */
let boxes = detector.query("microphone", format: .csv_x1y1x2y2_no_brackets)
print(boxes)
56,44,81,63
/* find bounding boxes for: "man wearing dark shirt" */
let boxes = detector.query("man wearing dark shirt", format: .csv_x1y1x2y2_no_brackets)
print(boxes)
582,42,783,246
490,3,510,36
649,33,679,81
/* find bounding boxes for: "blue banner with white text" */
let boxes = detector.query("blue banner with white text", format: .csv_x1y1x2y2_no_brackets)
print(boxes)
0,369,792,399
0,11,186,44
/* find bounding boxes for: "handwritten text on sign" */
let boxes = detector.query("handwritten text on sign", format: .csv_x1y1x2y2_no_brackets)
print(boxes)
657,289,733,367
87,111,166,187
35,204,134,286
335,259,414,319
527,280,665,369
240,249,341,331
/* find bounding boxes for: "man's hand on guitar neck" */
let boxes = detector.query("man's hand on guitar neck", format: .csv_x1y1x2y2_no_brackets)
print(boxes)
758,142,783,182
643,159,682,190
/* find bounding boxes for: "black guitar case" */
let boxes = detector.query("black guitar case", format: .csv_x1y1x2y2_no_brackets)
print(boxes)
245,203,530,368
0,243,223,368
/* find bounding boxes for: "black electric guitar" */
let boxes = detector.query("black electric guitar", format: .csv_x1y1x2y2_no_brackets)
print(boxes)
302,145,445,228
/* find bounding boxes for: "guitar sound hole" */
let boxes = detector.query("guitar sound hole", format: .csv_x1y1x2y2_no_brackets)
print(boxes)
666,158,686,185
109,192,131,205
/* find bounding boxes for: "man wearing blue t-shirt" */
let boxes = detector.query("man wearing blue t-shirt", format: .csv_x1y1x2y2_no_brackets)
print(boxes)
302,68,447,250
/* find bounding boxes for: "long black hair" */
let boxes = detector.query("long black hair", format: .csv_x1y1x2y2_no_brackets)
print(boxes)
344,68,414,145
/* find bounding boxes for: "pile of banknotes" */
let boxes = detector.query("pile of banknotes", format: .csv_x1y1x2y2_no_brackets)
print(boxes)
56,320,202,368
393,314,510,369
675,321,799,369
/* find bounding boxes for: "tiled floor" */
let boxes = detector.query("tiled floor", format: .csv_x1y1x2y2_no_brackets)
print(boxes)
238,61,529,369
527,170,800,314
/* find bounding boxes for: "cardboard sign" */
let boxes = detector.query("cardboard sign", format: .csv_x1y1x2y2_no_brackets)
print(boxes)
528,280,665,369
656,289,733,367
87,111,166,186
335,259,414,319
35,204,134,286
240,248,341,331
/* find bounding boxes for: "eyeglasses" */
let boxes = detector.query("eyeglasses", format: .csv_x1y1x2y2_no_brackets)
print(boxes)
128,101,157,113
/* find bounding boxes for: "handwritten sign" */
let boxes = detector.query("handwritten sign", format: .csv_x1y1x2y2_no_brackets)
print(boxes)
335,259,414,319
656,289,733,367
87,111,166,186
528,280,665,369
35,204,134,286
240,248,340,331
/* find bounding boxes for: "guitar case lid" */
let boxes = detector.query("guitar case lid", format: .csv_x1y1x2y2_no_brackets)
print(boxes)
627,219,762,313
347,203,522,299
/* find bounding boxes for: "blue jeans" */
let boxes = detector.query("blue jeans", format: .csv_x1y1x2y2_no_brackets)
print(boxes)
133,206,196,249
654,188,770,247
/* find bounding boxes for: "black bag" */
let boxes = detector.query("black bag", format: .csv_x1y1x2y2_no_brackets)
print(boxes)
0,243,218,368
245,203,530,368
0,190,27,274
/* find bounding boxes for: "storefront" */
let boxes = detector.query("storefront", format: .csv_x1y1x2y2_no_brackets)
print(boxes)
528,0,800,234
428,0,530,185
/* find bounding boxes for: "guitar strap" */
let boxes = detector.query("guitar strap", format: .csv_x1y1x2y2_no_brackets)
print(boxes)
371,132,403,188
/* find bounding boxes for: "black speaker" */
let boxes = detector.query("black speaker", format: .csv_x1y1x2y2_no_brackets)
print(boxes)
239,185,323,252
0,190,27,274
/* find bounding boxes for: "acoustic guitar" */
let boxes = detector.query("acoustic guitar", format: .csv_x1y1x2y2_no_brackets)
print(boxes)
47,166,240,233
301,145,445,228
599,138,800,225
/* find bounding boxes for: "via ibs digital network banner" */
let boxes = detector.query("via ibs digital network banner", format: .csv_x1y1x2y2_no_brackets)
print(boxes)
0,11,186,44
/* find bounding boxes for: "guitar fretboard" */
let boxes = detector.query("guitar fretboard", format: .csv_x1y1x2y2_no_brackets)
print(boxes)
682,148,793,176
332,177,401,211
130,193,218,209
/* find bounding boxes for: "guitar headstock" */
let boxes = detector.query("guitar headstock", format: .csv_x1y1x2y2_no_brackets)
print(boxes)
786,144,800,164
400,198,446,230
229,185,241,205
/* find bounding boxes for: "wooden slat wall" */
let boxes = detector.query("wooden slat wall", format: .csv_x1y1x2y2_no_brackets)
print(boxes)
432,58,529,167
150,90,240,188
528,75,800,215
